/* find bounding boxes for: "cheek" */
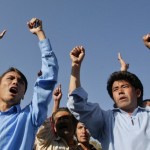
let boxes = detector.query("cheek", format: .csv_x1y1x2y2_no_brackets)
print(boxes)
112,92,118,101
76,131,80,138
125,90,133,99
19,87,25,97
19,84,26,93
21,88,26,94
20,90,25,96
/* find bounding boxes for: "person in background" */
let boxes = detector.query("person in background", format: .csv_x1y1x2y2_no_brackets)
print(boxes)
34,84,78,150
54,85,101,150
34,84,101,150
0,29,6,39
67,45,150,150
0,18,58,150
52,85,101,150
118,52,129,72
52,84,62,113
143,99,150,107
76,122,101,150
143,33,150,50
142,34,150,109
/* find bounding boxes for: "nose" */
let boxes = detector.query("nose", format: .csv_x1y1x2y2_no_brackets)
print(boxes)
12,78,18,85
81,127,86,133
118,88,124,95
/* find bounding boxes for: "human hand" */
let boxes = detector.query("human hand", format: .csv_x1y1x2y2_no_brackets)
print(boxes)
118,52,129,71
0,30,6,39
70,46,85,66
143,34,150,49
27,18,42,35
53,84,62,103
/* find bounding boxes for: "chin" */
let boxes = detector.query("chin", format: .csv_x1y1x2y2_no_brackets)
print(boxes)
80,140,88,143
118,102,129,108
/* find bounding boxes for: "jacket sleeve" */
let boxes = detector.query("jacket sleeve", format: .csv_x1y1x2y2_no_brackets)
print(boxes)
31,39,59,127
67,87,105,140
34,118,56,149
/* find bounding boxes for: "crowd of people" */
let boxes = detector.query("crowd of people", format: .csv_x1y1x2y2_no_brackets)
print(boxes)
34,84,102,150
0,17,150,150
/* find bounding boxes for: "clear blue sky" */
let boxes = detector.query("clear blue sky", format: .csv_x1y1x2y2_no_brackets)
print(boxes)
0,0,150,116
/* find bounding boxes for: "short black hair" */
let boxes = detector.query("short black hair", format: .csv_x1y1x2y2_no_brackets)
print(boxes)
0,67,28,93
107,71,143,107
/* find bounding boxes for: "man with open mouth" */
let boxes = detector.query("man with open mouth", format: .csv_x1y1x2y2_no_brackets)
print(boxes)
0,17,58,150
34,107,78,150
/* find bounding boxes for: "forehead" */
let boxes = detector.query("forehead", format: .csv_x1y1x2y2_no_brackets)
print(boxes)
77,122,85,128
54,110,70,118
112,80,130,87
3,71,21,78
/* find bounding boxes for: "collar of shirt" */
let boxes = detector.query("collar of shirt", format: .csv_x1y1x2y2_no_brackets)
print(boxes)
112,106,148,116
0,104,21,115
54,136,78,148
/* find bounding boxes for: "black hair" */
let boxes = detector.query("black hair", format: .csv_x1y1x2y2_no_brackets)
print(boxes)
107,71,143,107
0,67,28,93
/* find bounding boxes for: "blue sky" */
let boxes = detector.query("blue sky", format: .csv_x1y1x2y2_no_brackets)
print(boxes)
0,0,150,115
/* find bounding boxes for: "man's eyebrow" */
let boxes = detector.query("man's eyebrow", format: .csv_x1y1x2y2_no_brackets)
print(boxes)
5,74,14,78
6,74,13,76
6,74,24,81
18,78,25,83
112,86,118,89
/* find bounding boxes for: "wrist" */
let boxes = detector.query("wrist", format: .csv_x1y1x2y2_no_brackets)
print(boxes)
146,45,150,49
72,62,81,67
54,100,60,104
36,30,46,40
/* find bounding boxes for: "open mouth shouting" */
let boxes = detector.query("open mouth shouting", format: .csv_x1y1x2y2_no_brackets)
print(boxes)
57,123,69,131
9,86,18,95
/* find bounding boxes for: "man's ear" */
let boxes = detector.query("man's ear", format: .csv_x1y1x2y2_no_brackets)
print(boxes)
22,95,24,100
136,89,141,98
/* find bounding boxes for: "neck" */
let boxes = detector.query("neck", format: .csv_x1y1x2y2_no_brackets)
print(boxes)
0,103,10,112
78,142,91,150
0,100,12,112
122,106,137,116
64,136,75,147
81,142,90,148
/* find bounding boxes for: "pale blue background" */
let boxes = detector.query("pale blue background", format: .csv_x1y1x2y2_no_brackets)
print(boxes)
0,0,150,116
